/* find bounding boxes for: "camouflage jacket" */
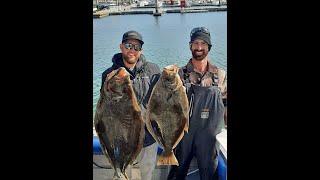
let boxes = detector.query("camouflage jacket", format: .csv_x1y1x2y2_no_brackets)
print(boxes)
178,59,227,102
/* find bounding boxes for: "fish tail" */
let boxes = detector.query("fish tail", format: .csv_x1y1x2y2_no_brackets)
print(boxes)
157,151,179,166
123,172,129,180
112,168,122,179
112,169,128,180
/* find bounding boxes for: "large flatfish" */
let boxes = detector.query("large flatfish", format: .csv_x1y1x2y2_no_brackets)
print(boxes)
94,67,144,179
146,64,189,165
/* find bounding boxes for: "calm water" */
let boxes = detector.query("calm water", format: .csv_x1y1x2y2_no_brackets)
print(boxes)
93,12,227,112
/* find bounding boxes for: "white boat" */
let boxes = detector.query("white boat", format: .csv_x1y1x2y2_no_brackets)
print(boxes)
138,0,149,7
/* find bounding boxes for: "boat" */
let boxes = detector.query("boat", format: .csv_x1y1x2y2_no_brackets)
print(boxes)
93,128,227,179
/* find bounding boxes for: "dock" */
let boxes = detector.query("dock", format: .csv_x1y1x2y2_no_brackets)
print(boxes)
109,10,154,15
167,9,208,13
93,5,227,18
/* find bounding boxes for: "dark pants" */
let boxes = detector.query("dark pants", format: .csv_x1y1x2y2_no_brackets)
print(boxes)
167,129,219,180
167,85,224,180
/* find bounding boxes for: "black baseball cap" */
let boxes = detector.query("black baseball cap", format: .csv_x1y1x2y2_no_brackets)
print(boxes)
190,27,212,47
122,30,144,45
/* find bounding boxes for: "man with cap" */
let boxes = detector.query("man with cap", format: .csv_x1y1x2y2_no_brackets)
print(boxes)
100,30,161,180
167,27,227,180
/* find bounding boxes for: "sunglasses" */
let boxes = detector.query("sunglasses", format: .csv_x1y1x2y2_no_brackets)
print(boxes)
123,43,142,51
190,27,210,37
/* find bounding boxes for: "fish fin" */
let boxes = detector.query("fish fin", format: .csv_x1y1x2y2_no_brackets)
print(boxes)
179,86,190,132
95,119,106,134
184,116,189,133
151,120,166,145
157,151,179,166
146,121,161,146
97,135,116,168
172,129,185,149
145,110,157,140
145,111,165,147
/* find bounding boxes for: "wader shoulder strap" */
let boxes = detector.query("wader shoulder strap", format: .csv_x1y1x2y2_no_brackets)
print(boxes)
181,66,192,94
182,65,219,87
182,66,190,84
212,73,219,86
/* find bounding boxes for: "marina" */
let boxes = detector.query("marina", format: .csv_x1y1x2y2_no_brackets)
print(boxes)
93,0,227,18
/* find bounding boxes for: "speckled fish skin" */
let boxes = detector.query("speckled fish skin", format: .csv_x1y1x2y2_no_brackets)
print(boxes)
146,64,189,166
94,67,144,179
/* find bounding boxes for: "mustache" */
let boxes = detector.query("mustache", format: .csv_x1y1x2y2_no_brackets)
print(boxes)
193,49,205,52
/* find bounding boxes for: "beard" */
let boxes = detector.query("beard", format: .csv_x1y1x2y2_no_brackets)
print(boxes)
192,49,208,61
123,54,138,65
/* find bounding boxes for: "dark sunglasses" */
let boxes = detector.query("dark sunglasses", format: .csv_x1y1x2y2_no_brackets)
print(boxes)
190,27,210,37
123,43,142,51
